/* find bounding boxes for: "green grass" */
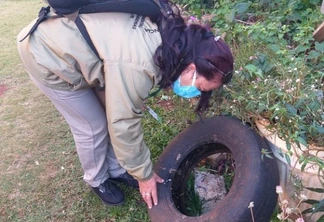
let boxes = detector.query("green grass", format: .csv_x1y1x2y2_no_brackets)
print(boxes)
0,0,292,221
183,172,204,217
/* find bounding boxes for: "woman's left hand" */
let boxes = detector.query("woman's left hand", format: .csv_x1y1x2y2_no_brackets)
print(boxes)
139,172,164,209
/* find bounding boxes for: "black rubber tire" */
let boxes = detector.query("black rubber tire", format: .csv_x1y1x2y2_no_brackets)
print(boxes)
148,116,279,222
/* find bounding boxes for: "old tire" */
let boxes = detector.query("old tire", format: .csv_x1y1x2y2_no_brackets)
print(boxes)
148,116,279,222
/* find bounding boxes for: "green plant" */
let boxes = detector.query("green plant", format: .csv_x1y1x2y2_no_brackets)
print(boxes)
206,0,324,169
183,172,204,216
177,1,324,220
275,185,308,221
302,187,324,221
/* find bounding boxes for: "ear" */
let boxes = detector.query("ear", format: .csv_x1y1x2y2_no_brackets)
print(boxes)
180,63,196,78
187,63,196,71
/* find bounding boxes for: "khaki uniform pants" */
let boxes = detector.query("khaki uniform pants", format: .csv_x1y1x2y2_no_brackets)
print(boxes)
29,75,125,187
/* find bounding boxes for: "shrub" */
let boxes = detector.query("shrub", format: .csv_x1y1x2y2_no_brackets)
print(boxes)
176,1,324,220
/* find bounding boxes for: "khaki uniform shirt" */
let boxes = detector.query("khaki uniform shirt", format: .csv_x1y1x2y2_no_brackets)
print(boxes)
17,12,162,181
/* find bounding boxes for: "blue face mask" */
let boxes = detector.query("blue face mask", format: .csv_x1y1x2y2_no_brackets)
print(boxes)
172,70,201,99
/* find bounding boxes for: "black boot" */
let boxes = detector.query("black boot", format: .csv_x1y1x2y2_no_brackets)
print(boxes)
91,179,124,206
110,172,139,189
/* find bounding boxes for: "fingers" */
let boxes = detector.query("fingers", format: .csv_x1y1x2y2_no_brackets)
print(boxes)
155,175,164,184
139,173,163,209
142,191,153,209
151,186,158,206
139,181,154,209
140,183,158,208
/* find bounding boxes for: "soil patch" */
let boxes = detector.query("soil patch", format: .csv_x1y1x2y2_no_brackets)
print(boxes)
157,99,175,111
0,84,8,97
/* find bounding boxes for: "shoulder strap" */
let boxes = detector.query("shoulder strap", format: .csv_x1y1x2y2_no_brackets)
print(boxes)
20,0,174,60
80,0,162,22
19,6,51,42
74,15,101,59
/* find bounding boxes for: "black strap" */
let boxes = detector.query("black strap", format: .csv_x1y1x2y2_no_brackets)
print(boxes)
19,6,101,60
19,6,51,42
19,0,172,59
74,16,101,59
79,0,161,22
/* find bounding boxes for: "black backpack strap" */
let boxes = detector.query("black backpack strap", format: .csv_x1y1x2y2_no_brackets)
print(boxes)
20,0,173,59
74,15,101,60
80,0,161,21
19,5,101,60
19,6,51,42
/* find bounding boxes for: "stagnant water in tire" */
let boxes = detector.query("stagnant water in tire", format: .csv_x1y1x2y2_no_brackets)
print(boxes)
171,143,236,216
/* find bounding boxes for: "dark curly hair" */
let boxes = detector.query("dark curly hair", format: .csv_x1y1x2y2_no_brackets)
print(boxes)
154,5,234,113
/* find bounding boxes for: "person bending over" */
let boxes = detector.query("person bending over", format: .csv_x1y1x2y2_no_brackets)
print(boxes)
17,1,234,209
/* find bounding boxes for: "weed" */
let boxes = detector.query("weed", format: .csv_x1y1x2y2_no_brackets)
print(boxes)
275,185,308,222
183,172,204,216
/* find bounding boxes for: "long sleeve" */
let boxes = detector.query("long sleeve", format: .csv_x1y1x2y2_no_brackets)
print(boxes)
104,61,157,181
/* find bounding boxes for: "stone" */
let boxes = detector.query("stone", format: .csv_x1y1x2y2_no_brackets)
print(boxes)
194,170,227,213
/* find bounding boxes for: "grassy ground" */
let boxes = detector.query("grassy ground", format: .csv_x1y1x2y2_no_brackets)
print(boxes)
0,1,197,221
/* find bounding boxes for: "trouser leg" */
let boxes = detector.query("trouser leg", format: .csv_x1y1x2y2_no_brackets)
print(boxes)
93,89,106,108
29,75,125,187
